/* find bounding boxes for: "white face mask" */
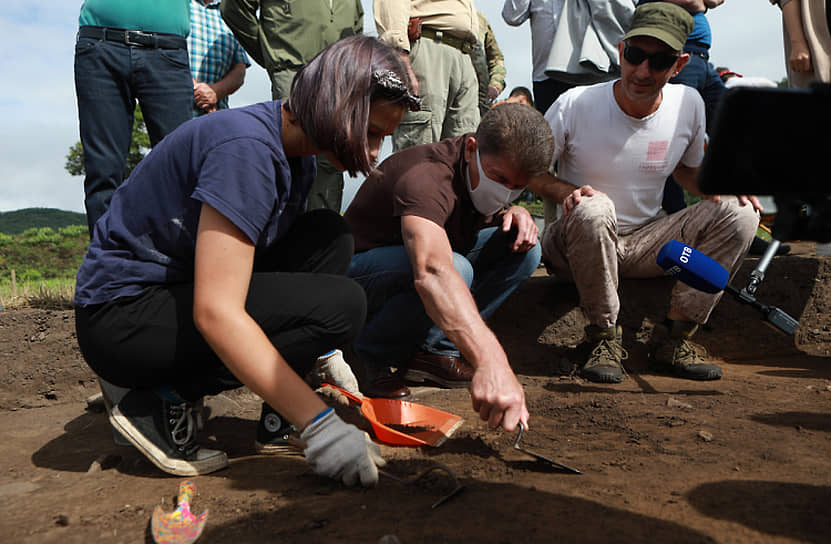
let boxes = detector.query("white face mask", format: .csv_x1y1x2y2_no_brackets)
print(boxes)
466,150,524,216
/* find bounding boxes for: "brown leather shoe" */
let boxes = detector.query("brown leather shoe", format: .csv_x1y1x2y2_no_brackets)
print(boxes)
405,351,473,388
363,372,410,399
341,347,410,399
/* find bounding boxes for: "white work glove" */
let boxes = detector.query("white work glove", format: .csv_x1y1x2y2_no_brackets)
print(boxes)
310,349,362,398
300,409,385,487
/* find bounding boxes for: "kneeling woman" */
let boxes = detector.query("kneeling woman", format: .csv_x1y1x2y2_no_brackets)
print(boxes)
74,36,418,486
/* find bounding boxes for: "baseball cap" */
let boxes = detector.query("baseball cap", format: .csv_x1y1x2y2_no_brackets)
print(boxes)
622,3,694,52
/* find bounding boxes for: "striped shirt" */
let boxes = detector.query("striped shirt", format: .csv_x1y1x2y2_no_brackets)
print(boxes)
187,0,250,114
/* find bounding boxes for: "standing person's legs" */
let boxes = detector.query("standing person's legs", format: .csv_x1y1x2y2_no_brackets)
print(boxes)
268,68,298,101
441,44,480,140
392,39,479,151
133,46,194,146
532,78,575,116
663,56,708,213
74,39,134,236
664,54,726,212
699,62,727,133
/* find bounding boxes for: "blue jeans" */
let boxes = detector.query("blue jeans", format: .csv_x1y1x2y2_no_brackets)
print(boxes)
663,47,727,213
349,227,541,371
670,49,726,133
74,34,193,235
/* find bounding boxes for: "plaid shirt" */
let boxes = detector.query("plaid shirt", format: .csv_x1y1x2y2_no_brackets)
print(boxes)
187,0,250,114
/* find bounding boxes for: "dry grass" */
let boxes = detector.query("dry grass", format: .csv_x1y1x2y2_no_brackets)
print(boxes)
0,278,75,311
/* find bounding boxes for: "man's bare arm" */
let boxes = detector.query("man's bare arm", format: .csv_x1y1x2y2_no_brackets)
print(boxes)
527,173,603,216
527,172,577,204
401,215,528,431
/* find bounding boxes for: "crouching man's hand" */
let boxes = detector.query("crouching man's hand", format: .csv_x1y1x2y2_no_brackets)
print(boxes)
301,409,385,487
469,349,529,433
502,205,539,252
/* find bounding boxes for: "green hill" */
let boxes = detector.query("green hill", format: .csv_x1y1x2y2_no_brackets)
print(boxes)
0,208,87,235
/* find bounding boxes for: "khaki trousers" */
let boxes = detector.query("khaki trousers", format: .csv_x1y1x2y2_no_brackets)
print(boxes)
541,194,759,328
392,37,480,151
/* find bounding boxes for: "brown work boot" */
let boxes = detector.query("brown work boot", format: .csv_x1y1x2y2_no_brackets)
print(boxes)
581,325,627,384
650,321,722,381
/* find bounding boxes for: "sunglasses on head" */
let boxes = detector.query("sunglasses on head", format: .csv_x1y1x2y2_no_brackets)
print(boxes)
623,44,679,71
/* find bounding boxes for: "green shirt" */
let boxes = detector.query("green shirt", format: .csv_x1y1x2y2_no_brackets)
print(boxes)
221,0,363,73
78,0,190,37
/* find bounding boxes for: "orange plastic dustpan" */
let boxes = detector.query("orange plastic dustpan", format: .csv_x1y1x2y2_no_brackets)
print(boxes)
321,383,463,447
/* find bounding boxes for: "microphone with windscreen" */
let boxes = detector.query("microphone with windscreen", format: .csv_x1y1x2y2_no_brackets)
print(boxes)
656,240,798,335
656,240,728,294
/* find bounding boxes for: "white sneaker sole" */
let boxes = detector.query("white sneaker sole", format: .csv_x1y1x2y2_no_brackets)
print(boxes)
109,406,228,476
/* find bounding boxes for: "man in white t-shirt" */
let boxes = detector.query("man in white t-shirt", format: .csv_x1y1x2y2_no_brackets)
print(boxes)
528,2,761,383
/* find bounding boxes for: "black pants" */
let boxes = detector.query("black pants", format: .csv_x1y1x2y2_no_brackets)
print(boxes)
75,210,366,401
533,78,578,116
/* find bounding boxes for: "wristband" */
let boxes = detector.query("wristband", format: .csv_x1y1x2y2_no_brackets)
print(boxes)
310,407,334,425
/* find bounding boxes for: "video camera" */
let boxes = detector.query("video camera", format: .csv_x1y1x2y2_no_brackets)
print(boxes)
698,83,831,243
693,84,831,334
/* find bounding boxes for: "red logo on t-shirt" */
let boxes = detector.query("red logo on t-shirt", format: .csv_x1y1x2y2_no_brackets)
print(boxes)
640,140,669,172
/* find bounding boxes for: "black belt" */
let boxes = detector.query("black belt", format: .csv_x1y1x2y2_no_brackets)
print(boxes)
78,26,187,49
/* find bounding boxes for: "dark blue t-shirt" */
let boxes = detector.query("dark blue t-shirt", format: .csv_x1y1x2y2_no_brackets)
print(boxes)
74,100,316,307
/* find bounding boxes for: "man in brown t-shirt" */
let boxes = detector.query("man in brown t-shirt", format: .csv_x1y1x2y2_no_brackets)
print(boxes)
344,104,555,433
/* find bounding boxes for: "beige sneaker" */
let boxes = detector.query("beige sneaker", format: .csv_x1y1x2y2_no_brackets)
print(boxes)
650,321,722,381
580,325,628,383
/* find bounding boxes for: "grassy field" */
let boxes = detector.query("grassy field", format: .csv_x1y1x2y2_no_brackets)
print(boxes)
0,226,86,310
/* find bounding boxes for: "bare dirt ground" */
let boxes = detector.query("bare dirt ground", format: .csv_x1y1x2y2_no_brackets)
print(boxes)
1,242,830,543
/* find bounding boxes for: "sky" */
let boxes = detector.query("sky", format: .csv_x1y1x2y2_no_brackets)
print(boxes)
0,0,787,215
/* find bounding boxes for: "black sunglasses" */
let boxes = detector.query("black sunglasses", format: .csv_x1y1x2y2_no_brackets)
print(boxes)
623,44,679,71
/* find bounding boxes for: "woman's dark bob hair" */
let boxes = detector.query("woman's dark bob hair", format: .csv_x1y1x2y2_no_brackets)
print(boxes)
286,35,419,176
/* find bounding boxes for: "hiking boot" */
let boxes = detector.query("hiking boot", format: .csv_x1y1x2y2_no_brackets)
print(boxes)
650,321,722,381
581,325,627,384
254,403,301,456
109,389,228,476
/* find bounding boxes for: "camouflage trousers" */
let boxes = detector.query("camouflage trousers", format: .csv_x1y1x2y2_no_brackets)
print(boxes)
541,194,759,328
